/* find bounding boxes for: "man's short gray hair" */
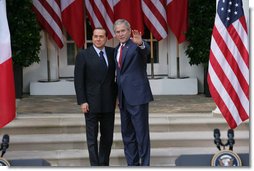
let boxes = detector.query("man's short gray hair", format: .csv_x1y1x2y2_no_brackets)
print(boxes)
113,19,131,32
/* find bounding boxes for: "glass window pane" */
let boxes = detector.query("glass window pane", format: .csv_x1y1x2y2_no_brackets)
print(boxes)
67,43,76,65
146,41,158,63
86,19,93,40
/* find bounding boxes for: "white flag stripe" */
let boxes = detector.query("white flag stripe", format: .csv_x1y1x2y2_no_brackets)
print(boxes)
208,62,242,126
141,1,167,39
48,0,61,18
215,17,249,83
94,1,114,37
211,36,249,115
166,0,173,5
33,0,64,43
85,0,114,38
0,0,11,64
60,0,75,11
232,21,249,53
153,0,167,20
85,1,102,27
113,0,120,6
107,0,114,11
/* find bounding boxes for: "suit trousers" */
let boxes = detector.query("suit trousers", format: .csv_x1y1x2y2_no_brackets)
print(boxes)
120,95,150,166
84,112,115,166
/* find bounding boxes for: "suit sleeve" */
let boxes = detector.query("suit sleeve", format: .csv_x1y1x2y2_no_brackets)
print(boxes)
74,50,87,105
139,41,150,64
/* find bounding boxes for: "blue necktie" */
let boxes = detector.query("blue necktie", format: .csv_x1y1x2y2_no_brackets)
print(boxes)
99,51,107,70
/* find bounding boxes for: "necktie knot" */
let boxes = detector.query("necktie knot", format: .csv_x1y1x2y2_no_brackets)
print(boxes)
99,51,104,57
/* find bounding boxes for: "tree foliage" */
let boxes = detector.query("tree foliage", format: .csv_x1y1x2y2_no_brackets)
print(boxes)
6,0,41,67
185,0,216,67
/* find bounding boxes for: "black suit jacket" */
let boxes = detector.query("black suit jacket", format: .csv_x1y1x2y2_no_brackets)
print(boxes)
74,46,117,113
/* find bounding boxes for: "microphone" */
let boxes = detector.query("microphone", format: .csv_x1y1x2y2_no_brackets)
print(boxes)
227,129,235,151
213,128,222,150
1,134,9,157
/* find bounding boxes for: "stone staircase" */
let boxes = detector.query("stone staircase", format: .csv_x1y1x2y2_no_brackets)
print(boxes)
0,112,249,166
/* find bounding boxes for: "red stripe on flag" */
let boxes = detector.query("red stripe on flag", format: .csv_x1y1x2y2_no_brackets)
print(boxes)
208,0,249,129
39,0,62,28
102,0,114,22
228,22,249,67
85,0,115,39
32,6,63,48
142,0,168,40
239,16,248,33
207,73,237,129
209,50,249,121
32,0,64,48
89,0,112,38
212,26,249,98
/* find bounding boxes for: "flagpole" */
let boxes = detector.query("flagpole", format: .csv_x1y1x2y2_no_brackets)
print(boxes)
150,32,154,79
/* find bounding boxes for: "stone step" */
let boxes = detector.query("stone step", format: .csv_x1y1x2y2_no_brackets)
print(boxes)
5,146,249,166
1,113,249,135
6,130,249,151
1,113,249,167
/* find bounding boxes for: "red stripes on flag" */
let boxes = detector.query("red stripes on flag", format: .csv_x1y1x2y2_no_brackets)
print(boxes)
141,0,168,40
208,0,249,129
61,0,85,48
85,0,115,39
166,0,188,43
0,0,16,128
32,0,64,48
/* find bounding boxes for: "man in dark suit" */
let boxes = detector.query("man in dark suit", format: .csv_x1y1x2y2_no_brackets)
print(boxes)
74,28,117,166
113,19,154,166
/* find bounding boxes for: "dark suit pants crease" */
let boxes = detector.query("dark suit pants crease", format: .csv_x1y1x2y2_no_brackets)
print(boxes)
120,96,150,166
84,112,115,166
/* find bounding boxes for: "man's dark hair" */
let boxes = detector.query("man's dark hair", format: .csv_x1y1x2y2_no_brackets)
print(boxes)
93,27,108,37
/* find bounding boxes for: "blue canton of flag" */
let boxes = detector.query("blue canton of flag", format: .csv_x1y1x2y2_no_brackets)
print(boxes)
218,0,244,27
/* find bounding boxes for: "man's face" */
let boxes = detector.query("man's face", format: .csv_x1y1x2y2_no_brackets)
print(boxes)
114,23,131,44
92,29,107,49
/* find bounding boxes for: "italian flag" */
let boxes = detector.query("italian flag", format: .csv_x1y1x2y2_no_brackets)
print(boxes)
0,0,16,128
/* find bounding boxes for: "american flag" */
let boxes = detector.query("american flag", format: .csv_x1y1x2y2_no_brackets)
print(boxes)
32,0,64,48
208,0,249,129
141,0,168,41
85,0,115,39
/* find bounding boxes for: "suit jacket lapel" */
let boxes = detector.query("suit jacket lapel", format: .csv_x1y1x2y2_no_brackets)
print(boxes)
121,39,133,70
